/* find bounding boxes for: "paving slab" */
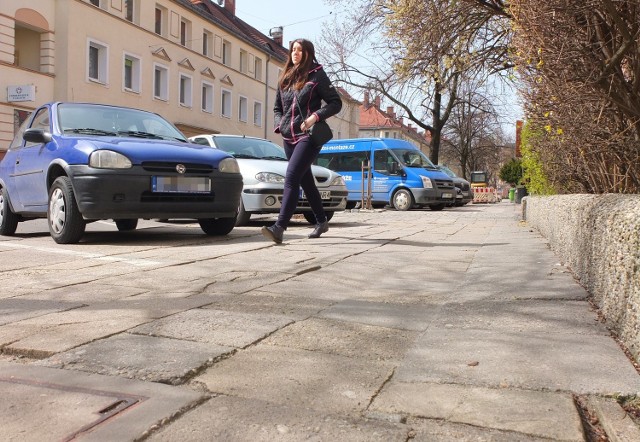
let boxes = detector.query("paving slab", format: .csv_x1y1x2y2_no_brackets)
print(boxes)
194,344,394,415
39,333,233,384
147,394,409,442
201,291,334,319
588,396,640,442
0,361,203,441
406,416,548,441
130,308,292,348
396,328,640,395
370,381,583,441
262,317,420,362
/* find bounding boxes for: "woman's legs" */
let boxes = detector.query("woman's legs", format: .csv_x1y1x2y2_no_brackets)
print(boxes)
277,138,326,229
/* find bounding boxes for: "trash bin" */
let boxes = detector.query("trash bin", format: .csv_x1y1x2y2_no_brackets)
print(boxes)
514,186,528,204
508,188,515,202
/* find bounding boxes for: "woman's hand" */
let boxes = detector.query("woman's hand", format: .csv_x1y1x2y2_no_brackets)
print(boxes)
300,114,318,132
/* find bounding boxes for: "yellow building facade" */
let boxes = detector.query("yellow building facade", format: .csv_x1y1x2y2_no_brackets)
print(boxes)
0,0,293,159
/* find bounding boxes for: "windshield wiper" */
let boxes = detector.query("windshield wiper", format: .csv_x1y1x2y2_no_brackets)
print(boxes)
65,128,117,136
231,153,259,159
261,156,288,161
117,130,163,139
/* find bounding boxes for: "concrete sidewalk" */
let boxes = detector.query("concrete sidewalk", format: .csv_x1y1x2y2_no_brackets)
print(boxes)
1,202,639,441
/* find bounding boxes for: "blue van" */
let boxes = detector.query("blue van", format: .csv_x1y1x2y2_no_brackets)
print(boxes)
316,138,456,211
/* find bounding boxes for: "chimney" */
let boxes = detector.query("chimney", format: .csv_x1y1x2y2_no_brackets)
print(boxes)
363,91,370,107
223,0,235,15
374,96,381,108
386,106,395,118
269,26,283,46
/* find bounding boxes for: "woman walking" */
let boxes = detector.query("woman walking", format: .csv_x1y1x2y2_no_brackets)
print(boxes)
261,38,342,244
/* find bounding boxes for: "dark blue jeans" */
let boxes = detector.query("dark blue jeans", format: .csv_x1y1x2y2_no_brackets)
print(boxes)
277,137,326,229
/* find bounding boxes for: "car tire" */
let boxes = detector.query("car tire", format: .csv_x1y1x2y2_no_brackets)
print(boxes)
48,176,86,244
115,219,138,231
0,187,19,236
199,217,236,235
429,204,446,211
235,199,251,226
392,188,414,211
302,211,334,224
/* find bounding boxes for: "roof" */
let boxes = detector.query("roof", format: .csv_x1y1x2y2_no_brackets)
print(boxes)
175,0,288,62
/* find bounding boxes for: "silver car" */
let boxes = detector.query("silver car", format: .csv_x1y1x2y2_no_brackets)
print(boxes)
189,135,348,225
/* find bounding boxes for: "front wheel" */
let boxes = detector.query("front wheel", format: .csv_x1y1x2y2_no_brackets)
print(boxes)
392,189,414,211
48,176,86,244
199,217,236,235
235,199,251,226
302,211,334,224
115,219,138,231
0,188,19,236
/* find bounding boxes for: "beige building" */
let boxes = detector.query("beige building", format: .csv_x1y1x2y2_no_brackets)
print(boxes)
1,0,335,160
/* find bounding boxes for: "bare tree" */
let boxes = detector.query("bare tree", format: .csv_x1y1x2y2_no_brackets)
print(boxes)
320,0,514,165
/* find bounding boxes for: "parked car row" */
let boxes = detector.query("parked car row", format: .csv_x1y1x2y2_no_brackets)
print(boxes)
0,102,471,245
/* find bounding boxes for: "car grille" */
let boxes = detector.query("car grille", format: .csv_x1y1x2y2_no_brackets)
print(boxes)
141,162,214,174
280,196,344,208
140,191,215,203
455,182,470,191
434,179,455,190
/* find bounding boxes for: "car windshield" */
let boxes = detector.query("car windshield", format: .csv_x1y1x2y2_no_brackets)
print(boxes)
394,149,438,170
213,137,287,160
57,103,187,142
438,165,457,178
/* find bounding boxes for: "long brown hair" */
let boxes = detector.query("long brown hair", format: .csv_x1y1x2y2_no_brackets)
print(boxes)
278,39,316,91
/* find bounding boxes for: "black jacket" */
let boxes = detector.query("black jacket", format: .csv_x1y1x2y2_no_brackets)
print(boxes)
274,63,342,142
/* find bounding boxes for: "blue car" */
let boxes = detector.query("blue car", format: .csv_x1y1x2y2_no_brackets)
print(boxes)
0,102,243,244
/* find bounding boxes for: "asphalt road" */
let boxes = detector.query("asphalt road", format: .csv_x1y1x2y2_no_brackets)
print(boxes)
2,202,640,441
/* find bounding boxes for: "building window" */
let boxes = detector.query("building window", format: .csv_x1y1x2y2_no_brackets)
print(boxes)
254,57,263,81
239,50,247,73
221,89,232,118
124,0,138,23
89,0,101,7
202,30,213,57
238,96,248,122
123,53,141,93
201,82,214,113
253,101,263,126
180,18,191,47
222,40,231,66
179,74,192,107
153,64,169,101
87,39,108,84
155,6,166,36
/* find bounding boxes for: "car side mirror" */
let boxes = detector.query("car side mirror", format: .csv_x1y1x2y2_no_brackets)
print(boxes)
23,128,53,143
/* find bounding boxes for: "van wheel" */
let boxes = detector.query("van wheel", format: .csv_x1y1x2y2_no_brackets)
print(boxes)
235,199,251,226
392,189,414,211
303,211,334,224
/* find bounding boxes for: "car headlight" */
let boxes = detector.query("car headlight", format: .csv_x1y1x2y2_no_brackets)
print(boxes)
255,172,285,183
330,176,346,186
421,176,433,189
219,158,240,173
89,150,132,169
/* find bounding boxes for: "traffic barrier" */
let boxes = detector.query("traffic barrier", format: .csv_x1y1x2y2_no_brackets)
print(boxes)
472,187,500,203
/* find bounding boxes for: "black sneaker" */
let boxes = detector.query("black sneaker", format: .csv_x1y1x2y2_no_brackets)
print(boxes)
261,224,284,244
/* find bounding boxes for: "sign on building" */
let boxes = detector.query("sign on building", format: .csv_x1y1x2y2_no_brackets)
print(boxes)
7,85,35,102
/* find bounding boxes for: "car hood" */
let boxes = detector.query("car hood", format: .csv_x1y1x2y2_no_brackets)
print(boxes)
80,137,234,164
235,158,340,186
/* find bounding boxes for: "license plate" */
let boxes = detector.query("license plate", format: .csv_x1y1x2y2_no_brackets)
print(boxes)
300,190,331,200
441,192,453,199
152,176,211,193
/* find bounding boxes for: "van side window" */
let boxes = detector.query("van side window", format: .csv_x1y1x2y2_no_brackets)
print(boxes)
373,149,399,175
317,152,369,172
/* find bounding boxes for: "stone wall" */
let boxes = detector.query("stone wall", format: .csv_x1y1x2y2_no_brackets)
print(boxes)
523,194,640,361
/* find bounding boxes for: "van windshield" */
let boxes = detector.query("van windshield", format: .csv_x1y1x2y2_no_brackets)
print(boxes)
394,149,438,170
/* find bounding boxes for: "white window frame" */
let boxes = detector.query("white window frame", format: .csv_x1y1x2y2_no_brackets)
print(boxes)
179,73,193,107
155,5,167,36
201,81,214,114
238,95,248,122
87,38,109,85
202,30,213,58
254,57,263,81
239,49,247,73
180,18,191,48
222,39,231,66
123,52,141,93
221,88,232,118
153,63,169,101
253,100,263,127
124,0,139,23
